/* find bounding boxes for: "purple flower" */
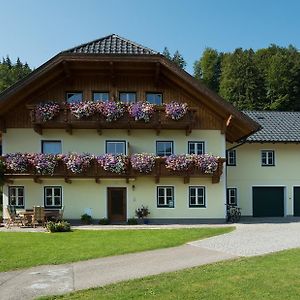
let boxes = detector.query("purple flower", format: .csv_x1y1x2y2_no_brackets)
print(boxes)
35,102,60,122
27,153,58,175
69,101,96,119
97,154,128,174
193,154,219,174
4,153,29,173
101,101,125,122
128,101,154,122
165,154,193,171
165,101,188,120
63,153,93,174
131,153,156,173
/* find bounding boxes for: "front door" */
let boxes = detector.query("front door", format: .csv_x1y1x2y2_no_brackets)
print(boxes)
107,187,127,223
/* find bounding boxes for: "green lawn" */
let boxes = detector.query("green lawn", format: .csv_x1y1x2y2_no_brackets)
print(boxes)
42,248,300,300
0,227,233,272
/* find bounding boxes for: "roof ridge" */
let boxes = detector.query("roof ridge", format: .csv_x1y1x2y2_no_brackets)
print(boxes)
111,34,158,54
61,34,114,53
62,34,158,55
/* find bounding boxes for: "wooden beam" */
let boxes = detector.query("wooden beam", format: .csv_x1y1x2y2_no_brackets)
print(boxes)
33,176,42,184
62,61,71,78
64,177,72,184
110,61,116,87
155,62,160,87
0,118,6,133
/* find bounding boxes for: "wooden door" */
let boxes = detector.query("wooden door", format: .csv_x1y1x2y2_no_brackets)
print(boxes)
107,187,127,223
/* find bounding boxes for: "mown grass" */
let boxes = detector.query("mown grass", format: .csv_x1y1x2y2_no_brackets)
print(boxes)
0,227,233,272
42,248,300,300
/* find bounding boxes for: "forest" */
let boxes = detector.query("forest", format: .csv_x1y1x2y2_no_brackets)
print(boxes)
1,45,300,111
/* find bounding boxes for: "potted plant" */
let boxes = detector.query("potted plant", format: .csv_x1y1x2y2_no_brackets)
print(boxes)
81,213,92,225
135,205,150,224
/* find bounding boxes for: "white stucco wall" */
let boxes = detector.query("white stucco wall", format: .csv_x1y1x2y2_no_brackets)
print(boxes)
2,128,227,220
227,143,300,216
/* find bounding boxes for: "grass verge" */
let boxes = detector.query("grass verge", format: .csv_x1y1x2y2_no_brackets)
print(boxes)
0,227,233,272
42,248,300,300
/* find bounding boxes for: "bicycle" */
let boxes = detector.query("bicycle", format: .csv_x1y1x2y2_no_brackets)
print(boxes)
226,204,241,223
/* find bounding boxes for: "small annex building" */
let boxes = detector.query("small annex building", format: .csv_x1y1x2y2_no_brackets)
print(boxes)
227,111,300,218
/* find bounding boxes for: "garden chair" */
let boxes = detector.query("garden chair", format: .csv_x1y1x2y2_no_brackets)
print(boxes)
32,206,45,227
57,206,65,221
4,205,24,228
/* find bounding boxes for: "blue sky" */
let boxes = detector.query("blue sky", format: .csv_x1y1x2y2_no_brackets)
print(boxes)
0,0,299,74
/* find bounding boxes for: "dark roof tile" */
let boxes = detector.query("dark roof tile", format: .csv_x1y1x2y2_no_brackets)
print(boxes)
244,111,300,142
63,34,158,55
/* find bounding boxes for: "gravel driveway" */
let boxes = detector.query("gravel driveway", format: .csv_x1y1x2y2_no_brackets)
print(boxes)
189,221,300,256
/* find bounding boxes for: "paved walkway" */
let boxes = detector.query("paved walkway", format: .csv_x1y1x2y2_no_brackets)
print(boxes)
1,220,300,299
0,245,236,300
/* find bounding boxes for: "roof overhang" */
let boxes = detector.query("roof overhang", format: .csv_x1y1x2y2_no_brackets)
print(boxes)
0,53,260,142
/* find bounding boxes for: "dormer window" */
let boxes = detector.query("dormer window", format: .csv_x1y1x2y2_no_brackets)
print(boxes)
93,92,109,102
119,92,136,103
66,92,83,103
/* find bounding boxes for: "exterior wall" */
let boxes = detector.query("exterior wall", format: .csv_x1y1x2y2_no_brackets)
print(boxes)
3,128,226,221
227,143,300,216
3,128,225,157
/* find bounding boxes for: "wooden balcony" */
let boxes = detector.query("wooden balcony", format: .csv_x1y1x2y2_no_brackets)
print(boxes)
26,105,197,136
4,158,225,184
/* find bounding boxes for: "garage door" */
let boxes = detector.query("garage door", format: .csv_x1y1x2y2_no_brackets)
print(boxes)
252,187,284,217
294,187,300,216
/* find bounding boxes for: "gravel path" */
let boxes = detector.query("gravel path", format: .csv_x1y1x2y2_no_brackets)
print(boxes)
189,222,300,256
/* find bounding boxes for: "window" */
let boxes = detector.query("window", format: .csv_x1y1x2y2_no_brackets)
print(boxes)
44,186,62,208
261,150,275,166
66,92,83,103
93,92,109,102
226,149,236,166
41,140,62,154
227,188,237,206
8,186,24,208
106,140,126,155
189,186,206,207
119,92,136,103
156,141,174,156
157,186,174,208
146,93,163,105
188,141,205,155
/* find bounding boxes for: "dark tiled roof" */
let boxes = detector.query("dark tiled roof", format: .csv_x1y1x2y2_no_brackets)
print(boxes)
244,111,300,142
63,34,158,55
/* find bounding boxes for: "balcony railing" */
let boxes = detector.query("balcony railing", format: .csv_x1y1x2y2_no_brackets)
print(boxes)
26,104,197,135
3,157,225,184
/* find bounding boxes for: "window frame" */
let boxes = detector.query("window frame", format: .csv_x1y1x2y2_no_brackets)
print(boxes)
41,140,62,154
189,186,206,208
92,91,110,102
119,91,137,103
188,141,205,155
145,92,163,105
157,186,175,208
44,186,63,209
261,150,275,166
105,140,127,155
227,187,237,206
65,91,83,104
8,186,25,208
226,149,236,166
156,141,174,157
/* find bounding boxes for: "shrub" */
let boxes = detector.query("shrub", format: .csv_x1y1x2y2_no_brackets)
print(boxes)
81,213,92,225
127,218,138,225
46,221,71,233
135,205,150,219
98,218,109,225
